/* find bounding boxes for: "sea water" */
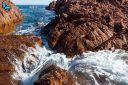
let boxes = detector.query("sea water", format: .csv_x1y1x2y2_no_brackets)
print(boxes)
11,5,128,85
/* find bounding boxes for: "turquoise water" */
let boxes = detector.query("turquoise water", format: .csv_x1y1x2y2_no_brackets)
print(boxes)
15,5,55,35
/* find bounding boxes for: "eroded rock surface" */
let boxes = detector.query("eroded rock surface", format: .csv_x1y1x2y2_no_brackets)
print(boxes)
44,0,128,57
0,0,23,35
0,35,42,72
0,72,21,85
34,65,75,85
0,35,42,85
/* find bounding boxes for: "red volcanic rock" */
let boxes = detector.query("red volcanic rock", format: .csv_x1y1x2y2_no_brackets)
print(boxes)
42,0,128,57
0,0,23,35
34,65,75,85
0,35,42,72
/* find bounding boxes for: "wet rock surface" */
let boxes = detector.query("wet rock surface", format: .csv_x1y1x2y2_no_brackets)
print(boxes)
0,35,42,72
44,0,128,57
0,0,23,35
34,65,75,85
0,72,21,85
0,35,42,85
0,1,25,84
69,64,119,85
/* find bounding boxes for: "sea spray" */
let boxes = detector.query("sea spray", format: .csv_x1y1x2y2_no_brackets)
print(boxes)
11,44,69,85
10,44,128,85
69,50,128,85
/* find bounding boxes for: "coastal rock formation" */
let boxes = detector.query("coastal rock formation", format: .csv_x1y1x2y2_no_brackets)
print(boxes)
0,72,20,85
0,35,42,85
0,35,42,72
44,0,128,57
46,0,56,10
0,0,23,35
34,65,75,85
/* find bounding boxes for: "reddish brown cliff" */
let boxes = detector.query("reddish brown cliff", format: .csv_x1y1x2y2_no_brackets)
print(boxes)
44,0,128,57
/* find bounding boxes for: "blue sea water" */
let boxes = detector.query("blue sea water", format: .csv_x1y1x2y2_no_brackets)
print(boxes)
14,5,55,35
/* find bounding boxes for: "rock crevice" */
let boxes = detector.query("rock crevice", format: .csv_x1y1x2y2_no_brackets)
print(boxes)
44,0,128,57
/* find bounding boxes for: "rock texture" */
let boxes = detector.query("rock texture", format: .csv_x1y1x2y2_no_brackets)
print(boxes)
0,35,42,72
70,64,119,85
46,0,56,10
0,0,23,35
0,72,20,85
34,65,75,85
0,35,42,85
44,0,128,57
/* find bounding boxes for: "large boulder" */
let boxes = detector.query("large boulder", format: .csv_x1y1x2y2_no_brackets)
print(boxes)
34,65,75,85
0,0,23,35
43,0,128,57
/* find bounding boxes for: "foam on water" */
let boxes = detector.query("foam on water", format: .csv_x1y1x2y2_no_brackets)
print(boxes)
69,50,128,85
10,44,128,85
11,44,69,85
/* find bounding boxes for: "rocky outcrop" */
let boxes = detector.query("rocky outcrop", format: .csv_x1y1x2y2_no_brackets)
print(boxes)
0,72,20,85
0,35,42,85
0,35,42,72
0,0,23,35
43,0,128,57
46,0,56,10
0,0,44,85
34,65,75,85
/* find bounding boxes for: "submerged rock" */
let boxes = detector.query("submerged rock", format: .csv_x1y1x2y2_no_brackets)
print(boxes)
0,0,23,35
43,0,128,57
69,64,119,85
34,65,75,85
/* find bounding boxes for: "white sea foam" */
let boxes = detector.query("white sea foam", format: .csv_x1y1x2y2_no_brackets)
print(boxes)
11,44,69,85
11,44,128,85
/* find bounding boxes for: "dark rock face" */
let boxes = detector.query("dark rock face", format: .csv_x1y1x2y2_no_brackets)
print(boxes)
34,65,75,85
69,64,119,85
46,1,56,10
43,0,128,57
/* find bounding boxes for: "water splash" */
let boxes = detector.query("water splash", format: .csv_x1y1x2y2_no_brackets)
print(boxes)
11,44,69,85
11,44,128,85
69,50,128,85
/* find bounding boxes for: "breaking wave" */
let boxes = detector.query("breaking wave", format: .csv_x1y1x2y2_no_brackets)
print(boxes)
10,44,128,85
